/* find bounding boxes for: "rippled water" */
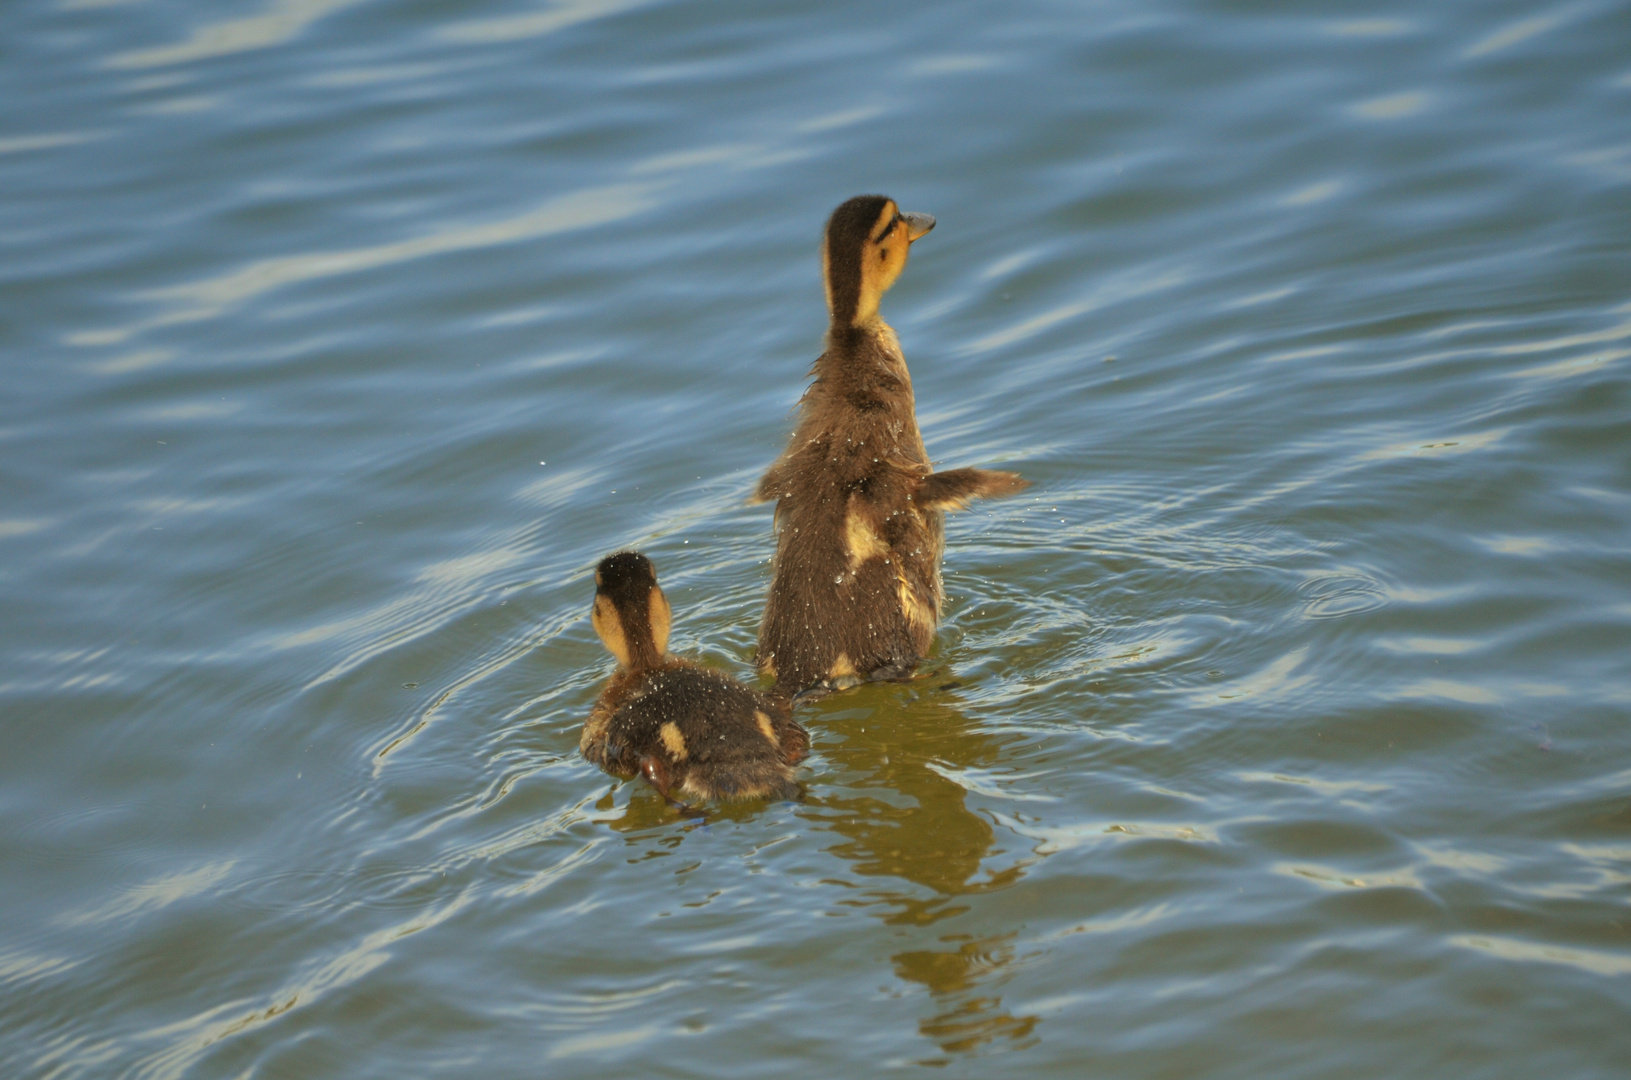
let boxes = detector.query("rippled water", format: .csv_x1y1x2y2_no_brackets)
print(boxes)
4,0,1630,1076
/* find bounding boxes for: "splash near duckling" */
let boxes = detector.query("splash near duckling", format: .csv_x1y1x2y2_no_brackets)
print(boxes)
581,551,810,804
752,196,1029,697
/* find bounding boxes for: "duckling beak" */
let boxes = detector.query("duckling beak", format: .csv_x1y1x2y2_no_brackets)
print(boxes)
901,212,936,242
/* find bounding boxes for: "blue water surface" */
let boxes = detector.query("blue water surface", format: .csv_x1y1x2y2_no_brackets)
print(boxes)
3,1,1629,1076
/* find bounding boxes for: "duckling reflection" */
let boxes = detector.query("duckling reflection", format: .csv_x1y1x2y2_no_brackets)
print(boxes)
894,934,1039,1057
804,682,1040,1052
804,680,1023,921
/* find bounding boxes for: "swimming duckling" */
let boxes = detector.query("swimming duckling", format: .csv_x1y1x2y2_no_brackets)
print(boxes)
752,195,1028,697
580,551,810,804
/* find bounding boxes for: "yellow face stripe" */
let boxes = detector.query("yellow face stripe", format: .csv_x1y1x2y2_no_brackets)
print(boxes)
868,200,900,244
648,585,671,657
852,201,914,324
590,596,631,667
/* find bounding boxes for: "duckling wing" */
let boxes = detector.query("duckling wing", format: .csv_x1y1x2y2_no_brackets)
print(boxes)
748,461,785,506
916,466,1029,512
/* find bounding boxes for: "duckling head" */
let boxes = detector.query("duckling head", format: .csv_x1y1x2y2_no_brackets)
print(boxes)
591,550,672,671
822,194,935,330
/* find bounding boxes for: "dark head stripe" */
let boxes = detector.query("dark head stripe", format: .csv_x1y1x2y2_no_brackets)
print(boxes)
824,194,892,324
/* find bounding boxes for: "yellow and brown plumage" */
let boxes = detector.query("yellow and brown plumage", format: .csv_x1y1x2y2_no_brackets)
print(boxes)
580,551,809,803
752,195,1028,697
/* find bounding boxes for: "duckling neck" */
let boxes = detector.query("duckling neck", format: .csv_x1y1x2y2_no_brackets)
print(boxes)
620,637,667,674
823,315,905,374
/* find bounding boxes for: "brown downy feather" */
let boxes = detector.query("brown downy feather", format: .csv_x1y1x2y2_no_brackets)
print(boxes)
752,196,1028,697
580,551,808,804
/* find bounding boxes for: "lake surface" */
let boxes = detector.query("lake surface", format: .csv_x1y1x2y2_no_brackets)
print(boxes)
4,0,1630,1076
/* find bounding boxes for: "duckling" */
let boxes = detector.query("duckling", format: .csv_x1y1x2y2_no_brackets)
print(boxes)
752,195,1028,696
580,551,810,804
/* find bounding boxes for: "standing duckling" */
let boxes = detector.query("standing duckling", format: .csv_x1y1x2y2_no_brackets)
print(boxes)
752,195,1029,696
581,551,809,804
